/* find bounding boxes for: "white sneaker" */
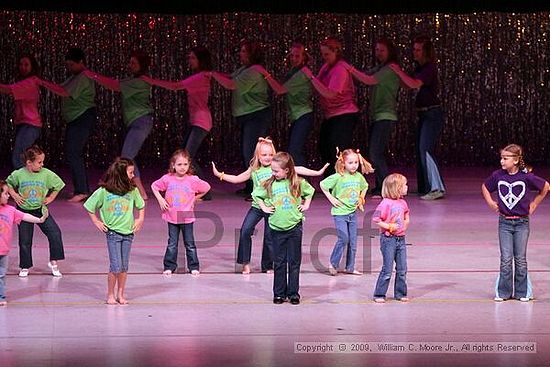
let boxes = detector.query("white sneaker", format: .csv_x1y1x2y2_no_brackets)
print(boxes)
18,268,29,277
494,297,504,302
162,270,173,276
191,270,200,275
519,297,531,302
47,262,62,277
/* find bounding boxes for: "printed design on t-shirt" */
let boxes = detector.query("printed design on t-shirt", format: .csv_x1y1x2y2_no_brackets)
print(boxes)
339,181,360,205
388,205,403,232
106,197,130,217
20,181,46,205
167,183,193,208
498,180,526,210
272,185,296,211
0,214,9,235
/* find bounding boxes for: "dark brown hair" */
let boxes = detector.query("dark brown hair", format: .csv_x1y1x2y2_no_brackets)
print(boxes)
100,157,137,196
376,37,400,65
130,50,151,76
413,35,436,63
17,53,40,79
23,145,45,163
240,40,264,66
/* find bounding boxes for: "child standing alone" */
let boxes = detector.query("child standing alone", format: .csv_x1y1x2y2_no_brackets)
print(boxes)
372,173,410,303
151,149,211,275
84,158,145,305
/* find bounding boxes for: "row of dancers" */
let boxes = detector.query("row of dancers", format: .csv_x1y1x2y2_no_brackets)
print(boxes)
1,140,546,306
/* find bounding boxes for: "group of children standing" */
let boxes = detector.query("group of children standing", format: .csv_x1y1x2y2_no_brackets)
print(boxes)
0,141,548,307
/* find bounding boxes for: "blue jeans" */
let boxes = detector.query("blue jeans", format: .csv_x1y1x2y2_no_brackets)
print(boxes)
183,125,210,184
330,213,358,272
65,107,96,194
271,222,302,299
236,108,271,193
0,255,7,301
164,223,199,272
374,235,407,299
369,119,395,194
319,113,358,177
288,112,313,167
121,114,154,177
106,230,133,273
12,123,41,169
416,107,445,195
17,207,64,269
237,207,273,271
496,216,531,299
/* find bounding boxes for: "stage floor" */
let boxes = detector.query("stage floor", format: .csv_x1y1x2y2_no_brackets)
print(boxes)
1,166,549,367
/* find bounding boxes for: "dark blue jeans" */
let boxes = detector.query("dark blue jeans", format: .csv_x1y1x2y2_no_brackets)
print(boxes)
237,206,273,271
288,112,314,167
65,107,96,195
12,123,41,169
369,119,396,194
183,125,210,185
164,222,199,272
373,235,407,299
319,113,358,177
236,108,271,193
121,114,153,178
272,222,302,299
497,216,531,299
416,107,445,195
17,207,64,269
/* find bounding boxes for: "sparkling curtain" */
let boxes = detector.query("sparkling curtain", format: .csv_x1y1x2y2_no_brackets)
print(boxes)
1,11,549,169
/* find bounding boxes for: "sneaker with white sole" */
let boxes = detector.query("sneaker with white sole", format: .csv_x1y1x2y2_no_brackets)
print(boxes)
519,297,531,302
47,262,62,277
494,297,505,302
18,268,29,277
420,190,445,201
191,270,200,275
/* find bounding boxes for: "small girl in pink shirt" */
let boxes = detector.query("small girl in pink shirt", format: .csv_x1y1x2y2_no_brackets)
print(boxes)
0,180,48,306
372,173,410,303
151,149,211,275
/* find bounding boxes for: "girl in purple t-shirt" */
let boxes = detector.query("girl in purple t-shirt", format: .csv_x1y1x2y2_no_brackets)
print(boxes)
482,144,549,302
151,149,211,276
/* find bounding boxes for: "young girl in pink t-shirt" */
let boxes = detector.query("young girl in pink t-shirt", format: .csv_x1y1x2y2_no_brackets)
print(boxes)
0,180,48,306
151,149,211,275
372,173,410,303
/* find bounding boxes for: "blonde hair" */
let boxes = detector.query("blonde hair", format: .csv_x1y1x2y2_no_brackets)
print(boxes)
263,152,302,198
381,173,407,200
249,137,277,170
501,143,532,173
335,148,374,175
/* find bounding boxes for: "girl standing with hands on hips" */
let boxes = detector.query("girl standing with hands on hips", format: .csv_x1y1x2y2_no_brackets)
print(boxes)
321,149,373,276
482,144,549,302
84,157,145,305
254,152,315,305
6,145,65,278
151,149,211,276
372,173,410,303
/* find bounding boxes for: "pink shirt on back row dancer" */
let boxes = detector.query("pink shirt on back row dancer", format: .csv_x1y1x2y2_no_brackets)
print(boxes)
317,60,359,119
180,72,212,132
10,77,41,127
151,174,211,224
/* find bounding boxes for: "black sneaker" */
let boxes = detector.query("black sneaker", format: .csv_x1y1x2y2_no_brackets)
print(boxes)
273,297,285,304
289,296,300,305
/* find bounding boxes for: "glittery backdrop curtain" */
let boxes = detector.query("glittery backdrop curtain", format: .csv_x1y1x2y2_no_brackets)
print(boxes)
0,11,549,169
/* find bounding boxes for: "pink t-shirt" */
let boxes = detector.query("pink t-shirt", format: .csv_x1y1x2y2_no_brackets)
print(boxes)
372,198,410,237
0,205,25,255
181,72,212,132
10,77,41,127
317,60,358,119
151,174,211,224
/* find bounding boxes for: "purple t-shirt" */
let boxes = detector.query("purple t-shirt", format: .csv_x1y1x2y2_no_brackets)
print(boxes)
414,62,440,108
484,169,546,216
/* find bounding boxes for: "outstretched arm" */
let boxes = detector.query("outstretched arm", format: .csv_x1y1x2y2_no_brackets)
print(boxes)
341,61,378,86
295,163,330,177
84,69,121,91
211,71,236,90
140,75,185,91
300,66,339,99
388,64,422,89
250,65,287,95
36,77,70,97
0,83,12,94
212,162,253,183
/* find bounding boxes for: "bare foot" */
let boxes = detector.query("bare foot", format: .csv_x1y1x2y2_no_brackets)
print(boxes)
68,194,88,203
117,297,129,305
242,264,251,274
106,297,117,305
0,301,7,306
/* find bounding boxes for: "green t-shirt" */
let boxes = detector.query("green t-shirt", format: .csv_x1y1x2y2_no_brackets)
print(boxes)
61,72,95,122
250,166,274,209
231,66,270,117
6,168,65,210
370,65,399,122
284,68,313,122
84,187,145,235
120,78,153,126
320,172,368,215
253,178,315,231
